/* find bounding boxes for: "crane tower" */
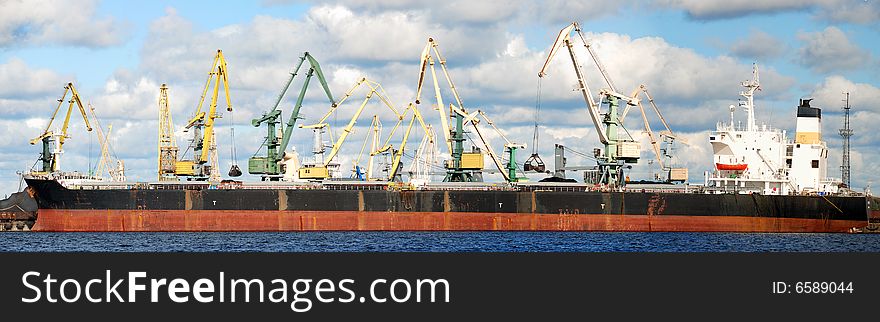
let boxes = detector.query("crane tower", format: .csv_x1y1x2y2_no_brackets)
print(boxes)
158,83,179,181
839,92,853,188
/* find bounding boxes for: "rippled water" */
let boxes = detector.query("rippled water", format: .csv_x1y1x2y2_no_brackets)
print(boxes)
2,232,880,252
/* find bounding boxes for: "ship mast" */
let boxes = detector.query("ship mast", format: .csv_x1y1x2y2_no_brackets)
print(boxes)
739,63,760,132
840,92,853,188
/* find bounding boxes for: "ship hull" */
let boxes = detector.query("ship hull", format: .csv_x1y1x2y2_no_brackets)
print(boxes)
32,209,865,232
26,178,873,232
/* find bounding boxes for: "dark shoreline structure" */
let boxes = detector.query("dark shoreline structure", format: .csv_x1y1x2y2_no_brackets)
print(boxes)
23,177,876,232
0,190,37,231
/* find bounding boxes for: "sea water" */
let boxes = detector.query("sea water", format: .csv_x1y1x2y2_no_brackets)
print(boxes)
1,232,879,252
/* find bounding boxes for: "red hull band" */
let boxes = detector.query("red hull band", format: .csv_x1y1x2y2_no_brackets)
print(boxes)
33,209,865,233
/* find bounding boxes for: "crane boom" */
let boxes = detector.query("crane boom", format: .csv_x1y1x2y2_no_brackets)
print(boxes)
469,109,528,182
249,52,336,178
353,115,381,180
416,37,516,182
88,103,123,181
574,24,618,93
415,40,452,154
186,49,231,163
381,103,434,181
299,78,400,175
538,23,608,144
29,82,93,173
323,93,372,167
540,22,643,187
466,110,509,182
177,49,233,181
636,97,664,170
95,124,112,178
65,83,93,134
30,86,70,145
620,84,689,179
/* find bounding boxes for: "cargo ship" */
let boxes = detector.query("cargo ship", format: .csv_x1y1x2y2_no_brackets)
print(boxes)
19,75,879,232
21,176,875,232
13,37,877,232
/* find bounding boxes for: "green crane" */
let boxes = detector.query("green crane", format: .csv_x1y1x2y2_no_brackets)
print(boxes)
248,52,335,180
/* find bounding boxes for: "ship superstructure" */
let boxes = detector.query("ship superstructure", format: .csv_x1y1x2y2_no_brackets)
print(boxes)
707,65,839,195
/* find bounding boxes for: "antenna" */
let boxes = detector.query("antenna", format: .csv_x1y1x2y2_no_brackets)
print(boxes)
839,92,853,188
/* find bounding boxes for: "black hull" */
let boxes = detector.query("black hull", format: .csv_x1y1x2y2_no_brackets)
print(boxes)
26,178,873,227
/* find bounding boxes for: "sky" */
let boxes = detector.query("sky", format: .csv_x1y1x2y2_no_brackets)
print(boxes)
1,0,878,197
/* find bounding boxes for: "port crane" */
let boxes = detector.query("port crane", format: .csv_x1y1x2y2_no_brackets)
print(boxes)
298,77,400,180
248,52,335,180
29,82,93,174
408,124,439,183
87,103,125,181
157,83,179,181
469,110,527,182
539,22,640,187
415,37,526,182
622,84,689,182
371,102,434,182
352,115,381,180
177,49,234,181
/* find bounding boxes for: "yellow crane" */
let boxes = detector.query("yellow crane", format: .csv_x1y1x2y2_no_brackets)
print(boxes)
177,49,233,181
372,102,434,182
158,83,178,181
352,115,382,180
29,82,93,174
298,77,400,179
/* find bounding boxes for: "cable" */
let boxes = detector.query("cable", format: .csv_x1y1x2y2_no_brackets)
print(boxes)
564,146,598,161
229,108,237,165
88,130,93,175
533,78,542,154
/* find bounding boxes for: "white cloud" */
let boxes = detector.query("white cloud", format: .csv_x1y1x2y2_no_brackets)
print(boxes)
0,58,68,99
272,0,527,24
91,76,165,121
0,0,128,48
815,1,880,24
728,30,786,60
662,0,880,25
663,0,815,19
797,26,872,73
460,31,795,108
809,75,880,113
0,58,75,121
537,0,639,24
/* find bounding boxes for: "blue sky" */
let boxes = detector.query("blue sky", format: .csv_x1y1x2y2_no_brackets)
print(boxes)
0,0,878,196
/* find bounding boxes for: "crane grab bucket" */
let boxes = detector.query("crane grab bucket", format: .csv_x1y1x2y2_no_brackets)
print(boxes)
228,164,242,177
523,153,546,173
